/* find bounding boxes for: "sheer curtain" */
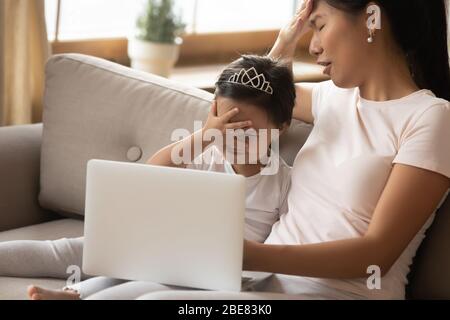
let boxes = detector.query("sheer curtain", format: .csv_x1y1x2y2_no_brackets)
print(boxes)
0,0,50,126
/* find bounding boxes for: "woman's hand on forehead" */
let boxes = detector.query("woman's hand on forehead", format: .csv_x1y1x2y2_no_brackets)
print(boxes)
277,0,314,46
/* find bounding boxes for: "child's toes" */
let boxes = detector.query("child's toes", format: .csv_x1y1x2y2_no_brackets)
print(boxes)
27,285,41,299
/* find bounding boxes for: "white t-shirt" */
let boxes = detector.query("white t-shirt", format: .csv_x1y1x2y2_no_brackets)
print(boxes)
265,80,450,299
187,145,291,243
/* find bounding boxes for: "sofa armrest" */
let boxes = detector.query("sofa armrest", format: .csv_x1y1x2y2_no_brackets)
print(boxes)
407,194,450,299
0,124,57,232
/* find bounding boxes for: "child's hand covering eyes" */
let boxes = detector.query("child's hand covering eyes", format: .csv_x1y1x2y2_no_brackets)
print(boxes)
203,100,252,135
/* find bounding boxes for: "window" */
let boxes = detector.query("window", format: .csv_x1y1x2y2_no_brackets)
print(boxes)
188,0,296,33
45,0,299,41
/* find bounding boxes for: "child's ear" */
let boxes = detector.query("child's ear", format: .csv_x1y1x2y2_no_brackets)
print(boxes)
278,122,290,135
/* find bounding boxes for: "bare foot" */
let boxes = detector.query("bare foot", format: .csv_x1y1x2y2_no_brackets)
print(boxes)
27,285,81,300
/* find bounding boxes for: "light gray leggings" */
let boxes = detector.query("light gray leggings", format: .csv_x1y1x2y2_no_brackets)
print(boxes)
0,237,86,280
0,237,127,298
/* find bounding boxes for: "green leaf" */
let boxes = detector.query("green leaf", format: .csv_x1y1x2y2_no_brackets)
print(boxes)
135,0,186,44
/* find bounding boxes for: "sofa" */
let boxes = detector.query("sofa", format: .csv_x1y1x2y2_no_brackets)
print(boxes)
0,54,449,300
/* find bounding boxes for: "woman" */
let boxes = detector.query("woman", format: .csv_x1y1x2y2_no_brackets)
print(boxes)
241,0,450,299
26,0,450,299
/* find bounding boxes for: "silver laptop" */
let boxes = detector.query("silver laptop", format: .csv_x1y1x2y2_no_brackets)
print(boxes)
82,159,248,292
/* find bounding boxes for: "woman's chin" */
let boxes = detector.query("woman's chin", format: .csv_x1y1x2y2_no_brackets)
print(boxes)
331,75,359,90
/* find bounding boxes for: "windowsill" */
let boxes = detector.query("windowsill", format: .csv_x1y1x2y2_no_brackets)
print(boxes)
170,53,329,91
50,31,314,68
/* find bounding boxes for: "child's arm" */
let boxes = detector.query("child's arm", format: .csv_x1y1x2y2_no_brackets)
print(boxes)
147,100,252,167
146,129,210,169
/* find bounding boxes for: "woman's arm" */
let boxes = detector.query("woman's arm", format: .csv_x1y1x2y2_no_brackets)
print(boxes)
268,0,315,124
147,101,252,167
244,164,450,278
293,84,315,124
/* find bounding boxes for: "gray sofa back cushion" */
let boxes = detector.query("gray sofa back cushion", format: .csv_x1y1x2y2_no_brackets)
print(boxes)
40,54,309,217
40,54,213,216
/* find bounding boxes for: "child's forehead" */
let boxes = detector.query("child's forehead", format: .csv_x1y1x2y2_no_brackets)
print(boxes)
216,97,261,115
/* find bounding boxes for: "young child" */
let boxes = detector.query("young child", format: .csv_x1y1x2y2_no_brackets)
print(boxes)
150,54,296,242
0,55,296,300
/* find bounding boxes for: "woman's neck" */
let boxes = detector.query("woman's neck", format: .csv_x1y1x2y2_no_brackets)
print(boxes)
359,45,420,102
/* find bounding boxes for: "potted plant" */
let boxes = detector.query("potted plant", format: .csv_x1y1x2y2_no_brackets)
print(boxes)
128,0,185,77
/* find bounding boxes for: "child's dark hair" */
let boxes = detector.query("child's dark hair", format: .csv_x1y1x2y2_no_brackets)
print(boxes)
215,55,296,128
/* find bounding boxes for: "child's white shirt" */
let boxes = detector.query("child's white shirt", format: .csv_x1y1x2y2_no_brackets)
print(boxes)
186,145,291,243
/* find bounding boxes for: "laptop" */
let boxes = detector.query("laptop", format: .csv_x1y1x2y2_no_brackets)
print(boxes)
82,159,269,292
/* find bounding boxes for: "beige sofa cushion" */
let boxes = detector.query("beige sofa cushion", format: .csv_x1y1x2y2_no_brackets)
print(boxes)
0,219,83,242
0,277,66,300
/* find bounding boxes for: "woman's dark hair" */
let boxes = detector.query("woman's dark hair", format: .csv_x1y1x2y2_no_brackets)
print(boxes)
321,0,450,101
215,55,296,127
